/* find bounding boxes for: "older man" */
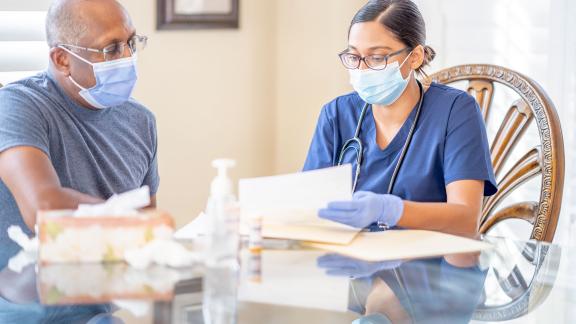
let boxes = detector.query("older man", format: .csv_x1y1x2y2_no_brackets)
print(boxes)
0,0,158,241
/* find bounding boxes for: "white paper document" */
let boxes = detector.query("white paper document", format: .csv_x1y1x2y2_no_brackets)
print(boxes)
306,230,493,262
173,212,209,240
239,165,360,244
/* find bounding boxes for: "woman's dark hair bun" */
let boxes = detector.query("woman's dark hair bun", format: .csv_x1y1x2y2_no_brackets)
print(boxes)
423,45,436,66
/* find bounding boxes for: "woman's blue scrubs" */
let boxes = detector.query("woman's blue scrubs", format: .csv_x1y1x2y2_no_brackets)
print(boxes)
303,83,497,202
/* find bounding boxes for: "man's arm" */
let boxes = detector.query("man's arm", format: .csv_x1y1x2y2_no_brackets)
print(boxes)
0,146,103,231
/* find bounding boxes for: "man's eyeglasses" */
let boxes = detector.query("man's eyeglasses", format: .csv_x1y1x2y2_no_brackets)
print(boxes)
59,35,148,62
339,47,410,70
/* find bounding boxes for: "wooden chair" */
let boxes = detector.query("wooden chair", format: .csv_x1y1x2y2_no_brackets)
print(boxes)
430,64,565,242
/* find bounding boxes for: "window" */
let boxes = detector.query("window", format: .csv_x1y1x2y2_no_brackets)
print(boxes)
416,0,576,243
0,1,50,86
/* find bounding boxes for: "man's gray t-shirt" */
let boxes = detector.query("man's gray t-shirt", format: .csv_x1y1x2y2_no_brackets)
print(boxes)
0,71,159,243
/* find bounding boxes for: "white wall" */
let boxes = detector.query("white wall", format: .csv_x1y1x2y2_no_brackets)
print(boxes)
273,0,366,174
119,0,277,226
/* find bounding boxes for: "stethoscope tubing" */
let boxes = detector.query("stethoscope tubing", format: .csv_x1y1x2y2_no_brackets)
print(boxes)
338,80,425,195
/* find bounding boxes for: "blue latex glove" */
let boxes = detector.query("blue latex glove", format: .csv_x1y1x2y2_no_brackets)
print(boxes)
317,253,403,278
318,191,404,229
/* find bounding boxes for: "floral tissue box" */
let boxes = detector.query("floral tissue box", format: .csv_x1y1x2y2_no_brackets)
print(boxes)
37,210,174,264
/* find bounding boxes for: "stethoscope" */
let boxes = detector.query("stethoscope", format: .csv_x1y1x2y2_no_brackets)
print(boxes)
342,82,424,321
337,79,425,194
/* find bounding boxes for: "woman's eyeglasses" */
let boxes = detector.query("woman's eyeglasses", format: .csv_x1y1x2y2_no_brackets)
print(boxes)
339,47,410,70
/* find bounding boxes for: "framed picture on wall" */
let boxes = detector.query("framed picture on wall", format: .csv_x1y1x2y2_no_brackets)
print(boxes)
157,0,239,30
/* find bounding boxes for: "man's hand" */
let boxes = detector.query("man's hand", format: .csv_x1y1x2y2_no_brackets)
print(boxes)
0,146,103,231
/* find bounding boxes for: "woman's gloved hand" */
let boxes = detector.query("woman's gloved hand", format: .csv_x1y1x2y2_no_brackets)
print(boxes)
318,191,404,229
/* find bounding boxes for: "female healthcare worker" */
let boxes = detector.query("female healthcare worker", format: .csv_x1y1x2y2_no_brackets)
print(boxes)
303,0,498,236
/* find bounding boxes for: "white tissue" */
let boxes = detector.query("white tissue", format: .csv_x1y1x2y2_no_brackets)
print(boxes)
124,239,199,269
8,250,36,273
173,212,209,240
7,226,38,253
74,186,151,217
173,211,250,240
7,226,38,272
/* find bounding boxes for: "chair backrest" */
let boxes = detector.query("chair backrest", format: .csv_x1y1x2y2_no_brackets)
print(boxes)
473,240,561,321
429,64,565,242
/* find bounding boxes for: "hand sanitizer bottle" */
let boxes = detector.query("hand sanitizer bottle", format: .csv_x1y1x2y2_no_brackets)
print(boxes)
205,159,239,268
204,159,240,324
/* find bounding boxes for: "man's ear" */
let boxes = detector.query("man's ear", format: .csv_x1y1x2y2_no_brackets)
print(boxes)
49,47,70,75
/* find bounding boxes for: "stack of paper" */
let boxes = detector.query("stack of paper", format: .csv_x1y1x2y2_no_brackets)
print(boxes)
306,230,493,262
239,165,360,245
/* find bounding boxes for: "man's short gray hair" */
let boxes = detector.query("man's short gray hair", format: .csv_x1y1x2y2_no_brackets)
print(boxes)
45,0,88,48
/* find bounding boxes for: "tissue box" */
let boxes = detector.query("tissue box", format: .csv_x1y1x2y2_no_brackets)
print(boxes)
37,210,174,264
38,263,180,304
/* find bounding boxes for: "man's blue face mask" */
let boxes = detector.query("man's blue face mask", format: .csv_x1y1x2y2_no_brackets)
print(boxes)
60,46,138,109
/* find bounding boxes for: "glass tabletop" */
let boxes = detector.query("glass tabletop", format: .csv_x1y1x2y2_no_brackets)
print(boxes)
0,234,573,324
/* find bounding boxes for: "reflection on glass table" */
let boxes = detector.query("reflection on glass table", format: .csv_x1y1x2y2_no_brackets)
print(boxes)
0,234,570,324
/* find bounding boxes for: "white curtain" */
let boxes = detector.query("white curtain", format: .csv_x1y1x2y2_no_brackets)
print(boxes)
415,0,576,244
